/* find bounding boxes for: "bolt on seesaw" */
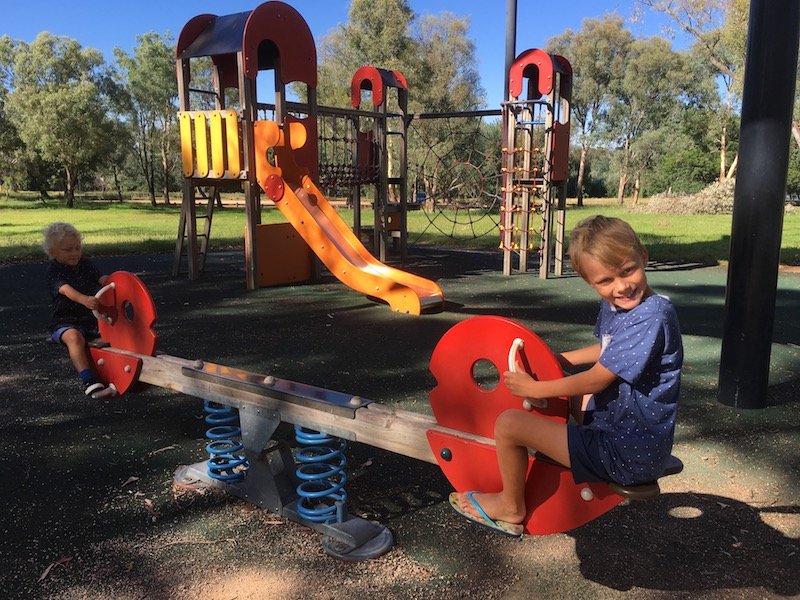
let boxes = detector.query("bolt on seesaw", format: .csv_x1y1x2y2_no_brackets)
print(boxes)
88,271,682,560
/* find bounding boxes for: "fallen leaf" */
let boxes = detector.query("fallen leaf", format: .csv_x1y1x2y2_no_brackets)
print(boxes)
38,556,72,582
148,445,178,456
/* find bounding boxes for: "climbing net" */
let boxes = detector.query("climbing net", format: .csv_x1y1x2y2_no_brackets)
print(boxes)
407,113,503,243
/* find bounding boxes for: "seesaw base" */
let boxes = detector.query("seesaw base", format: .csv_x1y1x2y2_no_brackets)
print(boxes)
174,462,393,560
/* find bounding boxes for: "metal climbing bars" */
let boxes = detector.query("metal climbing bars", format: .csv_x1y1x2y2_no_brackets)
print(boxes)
501,49,572,277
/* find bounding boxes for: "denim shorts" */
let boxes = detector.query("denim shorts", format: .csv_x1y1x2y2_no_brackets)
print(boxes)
50,325,100,345
567,423,611,484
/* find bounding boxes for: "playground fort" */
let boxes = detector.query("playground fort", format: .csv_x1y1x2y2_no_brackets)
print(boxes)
81,2,688,561
172,0,573,315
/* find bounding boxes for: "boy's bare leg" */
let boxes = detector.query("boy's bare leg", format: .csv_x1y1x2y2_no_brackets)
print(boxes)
454,410,570,525
61,328,91,372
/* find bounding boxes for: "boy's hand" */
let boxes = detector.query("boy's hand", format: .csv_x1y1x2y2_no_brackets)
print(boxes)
81,295,100,311
503,369,543,399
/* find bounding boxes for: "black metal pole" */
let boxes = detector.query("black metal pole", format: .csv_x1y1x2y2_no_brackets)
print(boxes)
717,0,800,409
504,0,517,102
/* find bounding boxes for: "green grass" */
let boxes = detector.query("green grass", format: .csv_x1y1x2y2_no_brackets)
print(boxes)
2,194,800,266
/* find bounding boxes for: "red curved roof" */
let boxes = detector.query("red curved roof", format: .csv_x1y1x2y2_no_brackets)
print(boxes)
176,1,316,85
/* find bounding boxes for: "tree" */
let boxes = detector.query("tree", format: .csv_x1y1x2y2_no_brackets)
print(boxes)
0,36,22,194
409,12,484,113
605,37,687,203
113,32,178,206
316,0,414,107
4,33,114,206
547,16,632,205
636,0,747,181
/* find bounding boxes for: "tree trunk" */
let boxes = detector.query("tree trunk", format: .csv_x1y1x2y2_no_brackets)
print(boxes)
576,144,588,207
65,166,75,208
616,139,630,205
616,173,627,205
112,165,124,202
726,154,739,179
719,115,728,182
632,172,641,205
160,140,171,205
719,90,733,181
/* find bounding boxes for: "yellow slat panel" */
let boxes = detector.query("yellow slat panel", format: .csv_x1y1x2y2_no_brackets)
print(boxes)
193,113,209,178
209,111,224,178
224,110,241,178
179,112,195,177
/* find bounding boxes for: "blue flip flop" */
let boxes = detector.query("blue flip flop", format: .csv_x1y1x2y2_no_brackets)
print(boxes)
449,491,524,538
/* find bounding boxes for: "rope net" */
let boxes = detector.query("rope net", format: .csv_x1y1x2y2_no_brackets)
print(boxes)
407,114,504,243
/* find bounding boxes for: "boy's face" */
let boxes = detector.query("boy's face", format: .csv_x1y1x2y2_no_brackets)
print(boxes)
52,235,82,267
581,249,650,311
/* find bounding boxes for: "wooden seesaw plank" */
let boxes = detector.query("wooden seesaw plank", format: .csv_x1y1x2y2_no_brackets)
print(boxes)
104,348,497,465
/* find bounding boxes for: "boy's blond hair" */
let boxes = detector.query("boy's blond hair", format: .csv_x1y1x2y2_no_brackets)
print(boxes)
569,215,645,278
42,222,82,258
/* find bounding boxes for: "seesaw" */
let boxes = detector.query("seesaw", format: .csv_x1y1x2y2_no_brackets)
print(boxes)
88,271,682,559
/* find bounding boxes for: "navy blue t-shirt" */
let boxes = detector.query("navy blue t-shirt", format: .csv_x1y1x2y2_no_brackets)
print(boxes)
46,258,103,334
583,294,683,485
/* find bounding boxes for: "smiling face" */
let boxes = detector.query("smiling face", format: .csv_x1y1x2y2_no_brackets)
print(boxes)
580,249,651,311
52,234,82,267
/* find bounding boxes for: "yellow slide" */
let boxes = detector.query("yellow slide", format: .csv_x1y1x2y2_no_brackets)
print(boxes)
253,119,444,315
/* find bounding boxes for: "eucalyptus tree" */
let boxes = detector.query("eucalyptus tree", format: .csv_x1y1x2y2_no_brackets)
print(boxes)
409,12,483,113
4,33,115,206
0,35,21,192
113,32,178,206
546,16,632,205
315,0,485,202
316,0,415,108
636,0,747,180
605,37,686,203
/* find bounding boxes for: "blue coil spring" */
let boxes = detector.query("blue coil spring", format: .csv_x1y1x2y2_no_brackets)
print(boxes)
294,425,347,523
204,400,248,482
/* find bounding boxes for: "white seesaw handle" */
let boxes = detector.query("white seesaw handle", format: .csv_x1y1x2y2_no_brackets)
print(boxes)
508,337,547,411
93,282,116,324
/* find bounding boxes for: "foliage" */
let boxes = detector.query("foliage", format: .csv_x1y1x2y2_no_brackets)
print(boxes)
0,0,786,212
546,16,633,204
4,33,116,206
112,32,179,206
632,178,735,214
636,0,750,181
408,12,484,112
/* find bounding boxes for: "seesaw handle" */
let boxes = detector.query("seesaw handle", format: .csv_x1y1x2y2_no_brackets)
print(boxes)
508,337,547,411
93,282,116,324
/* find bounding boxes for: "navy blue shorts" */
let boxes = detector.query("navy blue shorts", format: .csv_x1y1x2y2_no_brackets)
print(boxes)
50,325,100,345
567,423,611,484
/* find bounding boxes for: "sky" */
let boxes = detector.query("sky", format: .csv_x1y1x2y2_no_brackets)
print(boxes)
1,0,686,108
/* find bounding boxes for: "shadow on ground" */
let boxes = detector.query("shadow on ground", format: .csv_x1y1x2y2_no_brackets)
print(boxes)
1,247,798,599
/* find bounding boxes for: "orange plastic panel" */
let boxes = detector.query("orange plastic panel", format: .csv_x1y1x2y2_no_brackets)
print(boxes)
89,346,143,397
428,316,624,534
429,315,567,440
97,271,158,356
427,430,623,535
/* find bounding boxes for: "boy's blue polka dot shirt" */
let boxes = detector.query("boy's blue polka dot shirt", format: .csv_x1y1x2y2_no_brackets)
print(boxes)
585,293,683,485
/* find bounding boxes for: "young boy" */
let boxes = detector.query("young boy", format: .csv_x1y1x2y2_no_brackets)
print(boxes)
43,222,114,399
450,215,683,536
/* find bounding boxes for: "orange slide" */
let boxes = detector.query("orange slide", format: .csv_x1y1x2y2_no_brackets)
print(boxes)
253,119,444,315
